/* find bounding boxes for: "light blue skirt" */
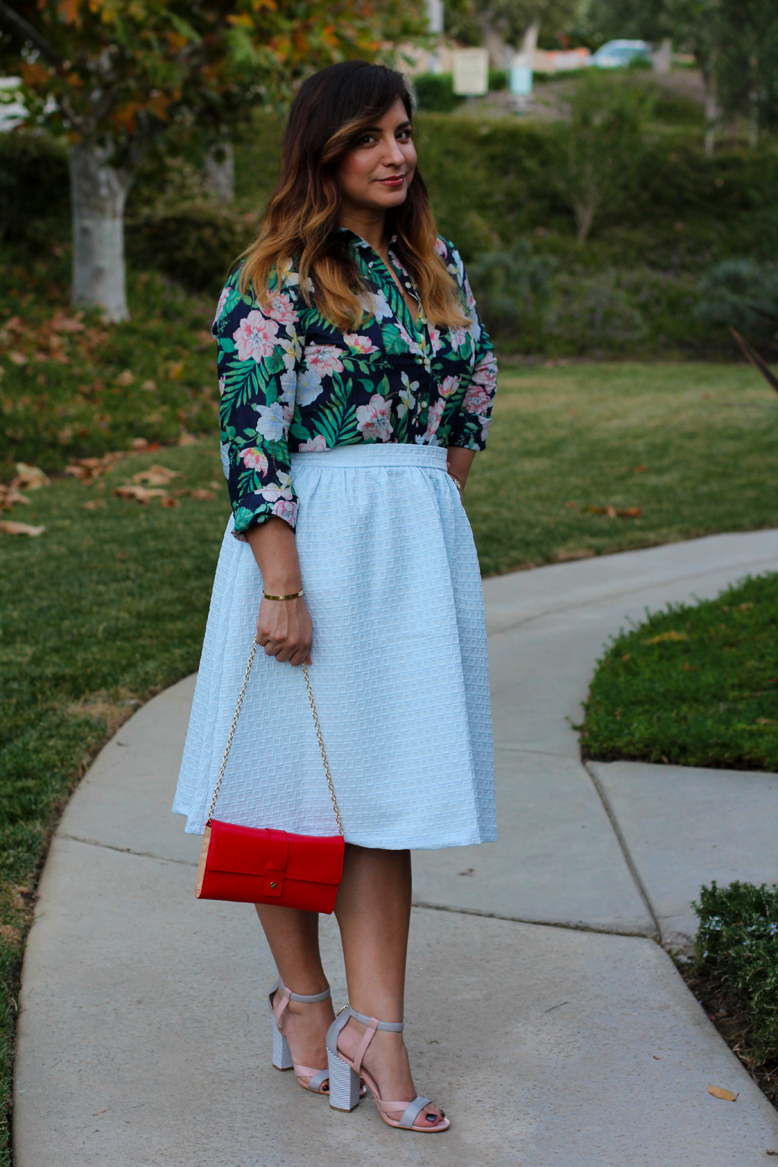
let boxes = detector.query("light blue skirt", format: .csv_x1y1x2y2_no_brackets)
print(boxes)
172,444,496,850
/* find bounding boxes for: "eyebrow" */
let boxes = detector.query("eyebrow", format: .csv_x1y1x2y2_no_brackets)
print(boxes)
359,120,412,134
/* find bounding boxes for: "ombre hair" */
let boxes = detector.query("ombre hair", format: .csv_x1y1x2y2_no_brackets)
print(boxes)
239,60,469,332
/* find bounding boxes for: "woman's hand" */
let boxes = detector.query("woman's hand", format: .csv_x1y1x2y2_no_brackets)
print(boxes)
256,596,312,666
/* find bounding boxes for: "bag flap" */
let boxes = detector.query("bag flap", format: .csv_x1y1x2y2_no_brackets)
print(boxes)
209,822,344,884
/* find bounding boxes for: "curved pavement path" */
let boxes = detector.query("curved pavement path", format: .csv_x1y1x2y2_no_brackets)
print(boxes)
15,531,778,1166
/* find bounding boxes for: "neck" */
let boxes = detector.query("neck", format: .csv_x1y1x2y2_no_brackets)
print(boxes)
339,203,388,256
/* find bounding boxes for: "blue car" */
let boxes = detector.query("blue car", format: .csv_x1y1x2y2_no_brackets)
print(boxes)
590,40,652,68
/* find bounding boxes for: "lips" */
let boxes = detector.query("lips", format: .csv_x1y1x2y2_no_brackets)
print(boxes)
376,175,406,186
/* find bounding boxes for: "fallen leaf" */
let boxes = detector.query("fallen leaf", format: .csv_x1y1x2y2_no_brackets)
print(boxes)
8,351,27,366
167,360,185,380
115,369,133,386
58,424,74,444
177,432,197,446
634,465,648,473
617,507,642,518
708,1086,738,1102
661,754,669,763
564,500,578,508
644,630,689,644
161,496,180,508
12,463,51,490
83,500,107,510
132,438,149,450
113,484,167,504
0,486,30,509
586,505,617,517
132,464,182,486
208,480,221,490
0,520,45,536
681,661,698,671
187,488,215,500
141,380,156,391
555,548,596,562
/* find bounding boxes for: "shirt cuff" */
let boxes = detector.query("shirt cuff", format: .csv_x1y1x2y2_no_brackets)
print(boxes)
231,494,298,538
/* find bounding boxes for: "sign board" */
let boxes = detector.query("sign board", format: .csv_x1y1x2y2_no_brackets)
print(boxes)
452,48,490,96
510,60,533,97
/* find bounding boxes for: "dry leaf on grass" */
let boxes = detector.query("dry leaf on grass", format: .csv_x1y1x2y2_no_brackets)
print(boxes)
115,369,133,386
83,500,107,510
12,463,51,490
8,351,27,366
187,488,215,500
586,504,642,519
113,484,168,504
708,1086,738,1102
161,496,180,508
132,464,182,486
177,432,197,446
0,486,31,509
208,480,221,490
0,520,45,536
644,630,689,644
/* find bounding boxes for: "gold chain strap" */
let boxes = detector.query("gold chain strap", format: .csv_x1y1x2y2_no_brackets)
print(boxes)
207,641,343,837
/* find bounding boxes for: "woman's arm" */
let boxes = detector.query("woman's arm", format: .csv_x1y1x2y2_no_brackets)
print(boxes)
446,446,476,499
246,517,312,667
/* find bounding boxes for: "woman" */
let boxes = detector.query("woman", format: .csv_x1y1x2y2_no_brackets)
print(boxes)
173,60,497,1134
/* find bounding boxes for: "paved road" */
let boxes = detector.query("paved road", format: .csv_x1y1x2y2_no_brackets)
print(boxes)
15,532,778,1165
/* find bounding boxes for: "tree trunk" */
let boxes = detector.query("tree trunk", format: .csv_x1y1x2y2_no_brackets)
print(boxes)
69,142,133,323
652,38,672,75
703,71,720,157
203,139,235,204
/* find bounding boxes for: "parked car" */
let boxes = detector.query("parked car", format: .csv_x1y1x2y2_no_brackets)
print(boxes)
590,40,652,69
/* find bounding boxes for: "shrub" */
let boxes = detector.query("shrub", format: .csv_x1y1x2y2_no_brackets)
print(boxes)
695,259,778,345
545,269,648,351
694,881,778,1064
413,73,464,113
0,132,69,241
125,204,258,294
466,241,553,347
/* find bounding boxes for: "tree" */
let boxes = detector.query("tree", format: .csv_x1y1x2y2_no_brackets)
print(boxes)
445,0,578,67
0,0,425,321
558,70,650,241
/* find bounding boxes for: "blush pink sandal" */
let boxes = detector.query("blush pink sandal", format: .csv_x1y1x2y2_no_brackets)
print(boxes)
326,1005,450,1132
269,979,333,1094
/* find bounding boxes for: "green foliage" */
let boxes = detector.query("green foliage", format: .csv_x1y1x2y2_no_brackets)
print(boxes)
581,574,778,770
0,132,69,241
466,241,553,343
694,881,778,1063
443,0,579,48
413,73,465,112
695,260,778,343
557,71,654,241
126,205,255,294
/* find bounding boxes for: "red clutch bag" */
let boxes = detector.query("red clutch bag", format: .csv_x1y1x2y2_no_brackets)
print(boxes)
196,641,345,911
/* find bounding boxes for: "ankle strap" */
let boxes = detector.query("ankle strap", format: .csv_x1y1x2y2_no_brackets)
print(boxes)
347,1004,404,1033
271,977,330,1026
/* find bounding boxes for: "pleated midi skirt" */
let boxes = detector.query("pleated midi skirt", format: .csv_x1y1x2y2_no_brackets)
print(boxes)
172,443,496,850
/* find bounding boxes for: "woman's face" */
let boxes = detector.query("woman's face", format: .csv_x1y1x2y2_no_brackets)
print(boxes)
337,98,417,214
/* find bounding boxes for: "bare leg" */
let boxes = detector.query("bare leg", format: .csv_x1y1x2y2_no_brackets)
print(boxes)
254,905,335,1087
334,845,446,1129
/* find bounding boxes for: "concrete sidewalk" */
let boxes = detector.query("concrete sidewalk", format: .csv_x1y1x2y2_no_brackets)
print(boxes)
15,531,778,1165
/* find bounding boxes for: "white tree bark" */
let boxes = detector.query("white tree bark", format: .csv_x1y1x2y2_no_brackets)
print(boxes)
703,72,720,156
203,139,235,204
70,142,133,322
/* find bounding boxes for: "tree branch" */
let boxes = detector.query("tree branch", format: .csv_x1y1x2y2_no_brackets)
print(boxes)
0,2,67,70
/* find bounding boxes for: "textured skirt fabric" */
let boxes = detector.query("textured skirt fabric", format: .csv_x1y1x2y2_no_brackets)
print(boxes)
172,444,496,850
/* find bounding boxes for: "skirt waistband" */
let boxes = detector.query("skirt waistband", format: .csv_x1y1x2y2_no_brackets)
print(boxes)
290,443,448,470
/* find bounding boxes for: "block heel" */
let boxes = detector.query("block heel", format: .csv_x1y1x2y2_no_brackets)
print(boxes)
271,1013,294,1070
326,1047,362,1111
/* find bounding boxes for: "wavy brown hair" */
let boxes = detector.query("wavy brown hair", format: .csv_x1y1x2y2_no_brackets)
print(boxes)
239,61,469,332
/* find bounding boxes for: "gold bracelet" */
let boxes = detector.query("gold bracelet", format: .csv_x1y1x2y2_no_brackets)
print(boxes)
262,589,304,601
448,473,463,491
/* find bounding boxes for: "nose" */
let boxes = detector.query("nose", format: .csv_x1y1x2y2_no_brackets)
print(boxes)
383,136,405,166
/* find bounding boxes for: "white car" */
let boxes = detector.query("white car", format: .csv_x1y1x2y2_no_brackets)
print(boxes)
590,40,652,69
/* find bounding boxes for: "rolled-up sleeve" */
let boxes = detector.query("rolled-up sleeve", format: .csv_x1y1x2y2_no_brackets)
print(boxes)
214,273,303,536
446,247,497,451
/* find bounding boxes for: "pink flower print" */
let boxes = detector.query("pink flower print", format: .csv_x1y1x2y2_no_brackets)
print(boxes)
240,447,269,475
428,325,442,355
472,352,498,391
234,311,279,362
447,325,467,351
424,398,445,442
272,498,297,526
356,394,393,442
463,383,492,417
343,333,380,355
298,434,328,452
304,344,344,377
213,284,231,326
435,237,448,258
439,374,461,399
267,292,298,326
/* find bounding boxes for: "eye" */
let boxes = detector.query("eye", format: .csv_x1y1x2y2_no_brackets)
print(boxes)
397,128,412,141
357,133,376,146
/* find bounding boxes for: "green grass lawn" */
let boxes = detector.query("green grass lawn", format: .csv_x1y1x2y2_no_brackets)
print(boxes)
581,573,778,770
1,352,778,1160
469,363,778,576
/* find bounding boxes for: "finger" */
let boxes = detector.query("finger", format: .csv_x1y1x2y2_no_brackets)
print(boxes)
305,650,312,665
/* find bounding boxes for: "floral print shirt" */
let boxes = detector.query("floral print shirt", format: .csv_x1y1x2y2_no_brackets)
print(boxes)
213,228,497,535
